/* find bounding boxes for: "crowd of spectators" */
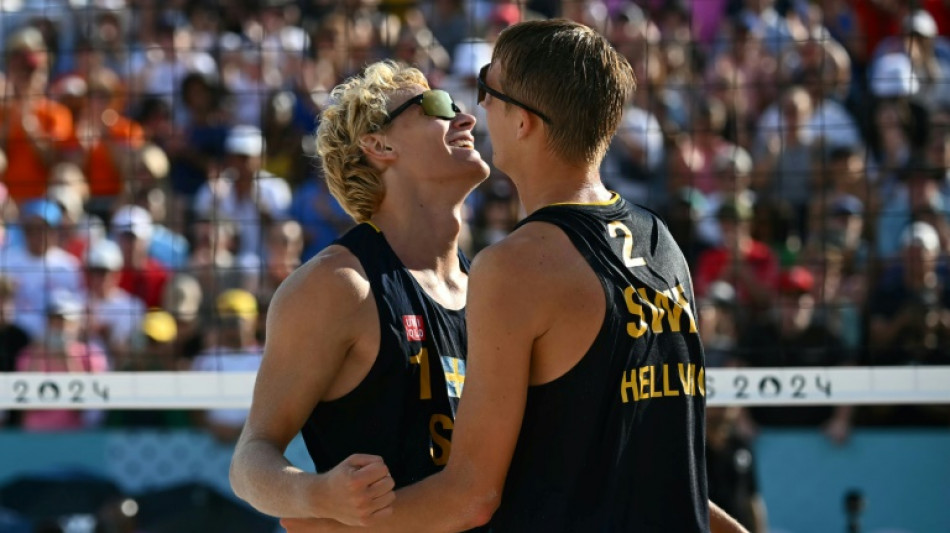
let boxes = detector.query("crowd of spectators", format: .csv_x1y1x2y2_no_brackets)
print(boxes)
0,0,948,453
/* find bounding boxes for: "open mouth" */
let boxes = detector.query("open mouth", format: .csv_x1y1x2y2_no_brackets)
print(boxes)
448,139,474,149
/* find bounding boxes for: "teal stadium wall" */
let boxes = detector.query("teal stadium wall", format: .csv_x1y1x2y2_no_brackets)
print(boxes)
0,429,947,532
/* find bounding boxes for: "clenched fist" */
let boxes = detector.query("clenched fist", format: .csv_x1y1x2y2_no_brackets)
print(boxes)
308,454,396,527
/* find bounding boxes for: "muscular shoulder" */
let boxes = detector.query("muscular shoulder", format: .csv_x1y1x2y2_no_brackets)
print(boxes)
475,221,588,284
469,222,593,320
268,245,372,335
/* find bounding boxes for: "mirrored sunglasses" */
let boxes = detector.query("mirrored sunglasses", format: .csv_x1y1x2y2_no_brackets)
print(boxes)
383,89,461,125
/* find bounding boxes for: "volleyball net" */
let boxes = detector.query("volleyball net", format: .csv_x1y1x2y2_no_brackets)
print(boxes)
3,366,949,410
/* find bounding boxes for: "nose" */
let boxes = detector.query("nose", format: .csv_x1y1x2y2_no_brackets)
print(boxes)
452,110,476,131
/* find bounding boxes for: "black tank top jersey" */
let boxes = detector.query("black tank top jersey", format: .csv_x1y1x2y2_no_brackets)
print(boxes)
489,195,709,532
300,222,469,489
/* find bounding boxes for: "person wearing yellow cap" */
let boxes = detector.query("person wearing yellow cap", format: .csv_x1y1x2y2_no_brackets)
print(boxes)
105,310,191,429
230,60,488,526
191,288,262,443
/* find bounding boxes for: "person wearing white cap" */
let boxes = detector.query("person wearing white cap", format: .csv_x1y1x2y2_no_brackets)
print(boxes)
868,220,950,373
193,124,292,264
869,8,950,107
111,204,170,308
83,238,146,364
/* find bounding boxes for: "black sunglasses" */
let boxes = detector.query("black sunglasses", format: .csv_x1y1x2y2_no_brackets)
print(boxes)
477,64,551,124
383,89,461,126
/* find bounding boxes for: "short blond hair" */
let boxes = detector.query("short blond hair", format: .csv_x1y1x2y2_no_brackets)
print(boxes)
315,60,429,222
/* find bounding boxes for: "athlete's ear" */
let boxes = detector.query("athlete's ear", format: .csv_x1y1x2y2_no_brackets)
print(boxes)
515,108,536,141
359,134,397,163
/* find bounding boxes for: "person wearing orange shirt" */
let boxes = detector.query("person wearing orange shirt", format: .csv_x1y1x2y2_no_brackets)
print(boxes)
65,68,145,215
0,26,72,202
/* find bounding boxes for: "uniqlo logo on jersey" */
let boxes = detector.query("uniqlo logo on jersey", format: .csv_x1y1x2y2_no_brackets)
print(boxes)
403,315,426,341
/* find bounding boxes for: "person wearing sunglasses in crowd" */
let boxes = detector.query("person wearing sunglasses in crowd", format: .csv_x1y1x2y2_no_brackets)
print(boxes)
281,20,749,533
229,59,489,527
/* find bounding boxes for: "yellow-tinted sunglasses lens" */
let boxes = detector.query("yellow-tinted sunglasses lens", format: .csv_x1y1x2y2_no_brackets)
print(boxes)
419,90,460,120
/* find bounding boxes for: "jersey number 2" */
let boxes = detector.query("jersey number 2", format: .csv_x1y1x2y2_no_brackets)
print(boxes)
608,221,646,268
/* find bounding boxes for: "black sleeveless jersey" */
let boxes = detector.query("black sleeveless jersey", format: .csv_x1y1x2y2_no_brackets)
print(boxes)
489,195,709,532
300,223,468,488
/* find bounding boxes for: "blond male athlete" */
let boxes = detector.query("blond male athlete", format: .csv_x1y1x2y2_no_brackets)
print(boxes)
229,60,489,526
283,20,749,533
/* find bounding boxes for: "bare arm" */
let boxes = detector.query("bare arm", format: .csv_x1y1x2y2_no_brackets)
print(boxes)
710,500,752,533
229,247,395,525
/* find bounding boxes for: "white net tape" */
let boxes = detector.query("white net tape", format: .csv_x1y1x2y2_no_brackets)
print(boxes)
3,366,950,409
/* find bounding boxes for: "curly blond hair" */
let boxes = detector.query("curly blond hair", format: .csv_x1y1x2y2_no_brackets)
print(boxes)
315,61,429,222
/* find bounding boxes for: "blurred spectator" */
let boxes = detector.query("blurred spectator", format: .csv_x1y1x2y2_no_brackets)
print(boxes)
83,238,145,364
46,161,100,261
65,68,144,216
750,197,801,266
129,310,179,372
877,156,950,260
865,222,950,425
129,21,217,110
470,192,520,254
111,204,170,308
188,216,244,312
162,273,205,365
243,219,304,307
924,104,950,219
0,275,27,426
772,43,861,155
737,266,854,444
676,97,737,197
4,199,83,338
752,86,818,234
603,90,666,205
191,289,263,443
664,186,708,265
697,146,756,248
806,193,871,271
16,289,109,431
698,280,742,368
809,146,876,230
869,87,920,189
694,198,779,308
193,125,292,263
0,26,73,202
870,9,950,108
133,188,191,272
114,143,191,270
706,15,779,124
0,275,29,373
105,310,191,429
288,174,353,262
261,91,309,188
166,71,230,201
805,245,867,353
423,0,469,64
869,221,950,366
116,143,169,206
706,406,768,533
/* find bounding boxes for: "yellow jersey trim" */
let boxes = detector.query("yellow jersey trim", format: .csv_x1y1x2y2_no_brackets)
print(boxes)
547,192,621,207
365,221,382,233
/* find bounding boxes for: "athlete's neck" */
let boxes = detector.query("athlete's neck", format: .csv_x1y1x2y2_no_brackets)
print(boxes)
370,203,464,275
515,164,612,215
